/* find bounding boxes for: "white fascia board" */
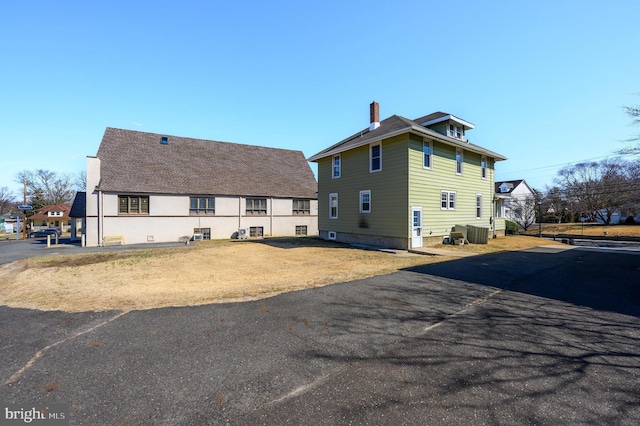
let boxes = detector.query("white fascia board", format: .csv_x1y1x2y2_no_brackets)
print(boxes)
307,128,409,161
410,126,507,161
309,122,505,162
420,114,475,130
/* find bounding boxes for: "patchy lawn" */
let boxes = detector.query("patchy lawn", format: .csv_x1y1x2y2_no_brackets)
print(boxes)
523,223,640,237
0,236,560,312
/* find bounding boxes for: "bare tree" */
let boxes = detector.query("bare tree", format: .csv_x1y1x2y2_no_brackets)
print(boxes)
618,100,640,155
0,186,18,216
543,185,576,223
15,169,76,210
509,194,538,231
74,170,87,191
556,159,636,225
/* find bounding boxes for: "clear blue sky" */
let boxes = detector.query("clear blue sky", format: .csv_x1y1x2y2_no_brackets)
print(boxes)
1,0,639,199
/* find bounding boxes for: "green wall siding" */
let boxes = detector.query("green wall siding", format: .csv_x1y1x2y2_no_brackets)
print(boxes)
317,131,499,244
408,135,495,237
317,135,409,238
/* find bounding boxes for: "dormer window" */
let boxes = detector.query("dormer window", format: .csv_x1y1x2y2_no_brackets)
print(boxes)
419,113,474,142
449,124,463,140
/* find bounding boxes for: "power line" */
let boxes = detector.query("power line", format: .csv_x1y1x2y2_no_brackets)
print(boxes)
496,154,621,178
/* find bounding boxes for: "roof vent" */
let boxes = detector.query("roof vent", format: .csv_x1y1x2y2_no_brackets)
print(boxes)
161,136,168,145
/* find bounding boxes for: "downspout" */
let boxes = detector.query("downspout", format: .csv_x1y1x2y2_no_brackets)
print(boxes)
98,190,104,246
269,197,273,237
491,159,496,238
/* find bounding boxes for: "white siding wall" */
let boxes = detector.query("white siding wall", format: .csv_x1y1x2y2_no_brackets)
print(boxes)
85,191,318,246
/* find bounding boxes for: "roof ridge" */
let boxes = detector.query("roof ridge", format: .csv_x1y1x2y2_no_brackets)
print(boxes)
104,127,307,155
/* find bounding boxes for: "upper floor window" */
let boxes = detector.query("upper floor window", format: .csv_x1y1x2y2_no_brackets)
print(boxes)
190,197,215,214
293,199,310,215
456,148,464,175
423,140,432,169
329,193,338,219
359,190,371,213
246,198,267,215
441,191,456,210
48,211,63,217
449,124,463,139
119,195,149,214
370,143,381,172
481,156,487,179
332,155,341,178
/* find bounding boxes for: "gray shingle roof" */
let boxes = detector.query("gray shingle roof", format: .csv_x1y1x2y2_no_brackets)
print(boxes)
95,128,317,199
495,180,528,194
69,192,86,218
308,113,506,162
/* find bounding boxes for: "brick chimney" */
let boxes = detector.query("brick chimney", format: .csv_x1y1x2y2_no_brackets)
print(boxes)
370,101,380,131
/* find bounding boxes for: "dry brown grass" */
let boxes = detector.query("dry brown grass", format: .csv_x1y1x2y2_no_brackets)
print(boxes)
524,223,640,237
426,235,563,255
0,236,558,312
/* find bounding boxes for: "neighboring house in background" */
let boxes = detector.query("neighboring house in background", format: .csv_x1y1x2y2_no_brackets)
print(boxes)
308,102,507,249
595,211,640,224
494,179,536,224
85,128,318,247
28,204,72,231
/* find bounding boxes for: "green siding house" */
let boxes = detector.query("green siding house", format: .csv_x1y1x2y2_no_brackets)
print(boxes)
308,102,507,249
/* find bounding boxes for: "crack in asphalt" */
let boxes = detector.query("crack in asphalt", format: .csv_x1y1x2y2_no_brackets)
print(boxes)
423,288,505,333
1,310,130,388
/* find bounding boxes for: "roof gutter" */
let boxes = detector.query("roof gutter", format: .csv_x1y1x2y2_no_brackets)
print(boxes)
307,127,409,162
308,126,507,162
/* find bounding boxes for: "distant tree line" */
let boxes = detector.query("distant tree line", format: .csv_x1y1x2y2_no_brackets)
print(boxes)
0,169,85,217
542,159,640,225
530,97,640,226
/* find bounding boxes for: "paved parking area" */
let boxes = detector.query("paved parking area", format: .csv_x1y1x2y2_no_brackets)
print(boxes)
1,245,639,424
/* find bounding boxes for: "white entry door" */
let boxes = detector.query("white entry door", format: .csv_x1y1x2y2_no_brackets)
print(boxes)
411,206,423,248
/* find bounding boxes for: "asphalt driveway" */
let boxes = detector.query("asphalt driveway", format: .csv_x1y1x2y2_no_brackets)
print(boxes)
1,245,639,425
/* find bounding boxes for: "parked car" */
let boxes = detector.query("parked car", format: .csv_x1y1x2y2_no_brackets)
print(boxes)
29,229,61,239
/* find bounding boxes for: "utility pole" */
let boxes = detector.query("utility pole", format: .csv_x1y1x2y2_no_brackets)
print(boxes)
537,200,542,238
22,179,27,240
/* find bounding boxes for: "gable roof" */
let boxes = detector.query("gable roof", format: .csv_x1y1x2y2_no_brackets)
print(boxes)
69,192,86,218
29,204,71,220
414,112,475,130
308,113,506,162
495,179,533,195
95,128,317,199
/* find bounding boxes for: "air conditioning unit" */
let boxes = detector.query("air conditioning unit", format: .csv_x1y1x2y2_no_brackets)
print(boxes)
193,233,204,241
237,228,248,239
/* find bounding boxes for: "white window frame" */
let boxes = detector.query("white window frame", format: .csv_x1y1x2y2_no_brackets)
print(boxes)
476,194,483,219
456,148,464,175
449,124,462,139
423,139,432,170
329,193,338,219
370,143,382,173
359,190,371,213
441,191,456,210
332,155,341,179
481,156,487,179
